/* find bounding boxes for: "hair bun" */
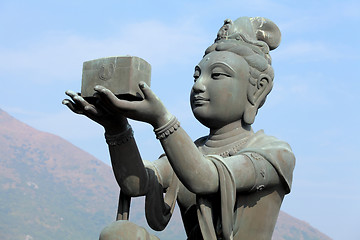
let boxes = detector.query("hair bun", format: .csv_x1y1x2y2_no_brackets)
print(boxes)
250,17,281,50
216,17,281,51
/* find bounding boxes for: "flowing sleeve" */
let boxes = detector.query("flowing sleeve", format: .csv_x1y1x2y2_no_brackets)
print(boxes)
143,157,180,231
197,155,236,240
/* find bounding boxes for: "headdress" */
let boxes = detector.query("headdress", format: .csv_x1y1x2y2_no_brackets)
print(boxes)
215,17,281,64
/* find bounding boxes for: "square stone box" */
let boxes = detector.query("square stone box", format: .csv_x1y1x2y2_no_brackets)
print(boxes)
81,56,151,101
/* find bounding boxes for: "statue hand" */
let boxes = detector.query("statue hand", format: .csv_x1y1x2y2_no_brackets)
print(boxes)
62,90,128,134
93,82,172,128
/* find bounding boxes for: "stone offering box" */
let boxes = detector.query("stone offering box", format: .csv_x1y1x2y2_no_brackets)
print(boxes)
81,56,151,101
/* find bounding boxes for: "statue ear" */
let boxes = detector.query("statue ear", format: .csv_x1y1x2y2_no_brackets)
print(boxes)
254,74,272,105
244,74,272,125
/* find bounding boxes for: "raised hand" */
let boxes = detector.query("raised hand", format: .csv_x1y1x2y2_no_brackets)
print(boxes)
62,90,128,134
93,82,173,128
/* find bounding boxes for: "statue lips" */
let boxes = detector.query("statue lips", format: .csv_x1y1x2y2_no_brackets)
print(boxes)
192,95,210,107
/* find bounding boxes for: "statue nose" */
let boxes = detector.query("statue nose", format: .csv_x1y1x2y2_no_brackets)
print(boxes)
192,78,206,93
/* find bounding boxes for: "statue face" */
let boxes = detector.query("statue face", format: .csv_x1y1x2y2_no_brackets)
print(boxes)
190,51,250,129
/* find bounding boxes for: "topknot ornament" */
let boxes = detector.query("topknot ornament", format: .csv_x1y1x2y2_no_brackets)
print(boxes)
216,17,281,51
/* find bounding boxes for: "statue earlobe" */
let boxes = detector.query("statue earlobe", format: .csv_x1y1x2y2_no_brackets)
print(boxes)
244,74,272,125
243,104,257,125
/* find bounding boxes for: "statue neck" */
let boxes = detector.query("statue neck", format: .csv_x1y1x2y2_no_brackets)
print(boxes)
206,120,252,147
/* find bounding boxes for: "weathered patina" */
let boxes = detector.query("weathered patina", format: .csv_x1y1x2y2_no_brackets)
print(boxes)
63,16,295,240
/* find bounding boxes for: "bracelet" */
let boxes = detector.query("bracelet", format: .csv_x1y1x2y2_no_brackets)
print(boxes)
154,116,180,140
105,124,134,146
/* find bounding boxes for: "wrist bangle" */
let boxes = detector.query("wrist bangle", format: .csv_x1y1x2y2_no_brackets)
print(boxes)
105,124,134,146
154,116,180,140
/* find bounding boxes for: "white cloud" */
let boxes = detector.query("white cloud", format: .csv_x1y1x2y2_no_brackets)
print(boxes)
0,20,208,85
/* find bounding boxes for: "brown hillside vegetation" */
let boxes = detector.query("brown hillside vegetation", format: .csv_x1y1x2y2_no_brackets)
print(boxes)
0,109,331,239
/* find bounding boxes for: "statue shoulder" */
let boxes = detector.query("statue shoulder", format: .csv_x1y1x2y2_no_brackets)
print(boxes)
247,130,293,151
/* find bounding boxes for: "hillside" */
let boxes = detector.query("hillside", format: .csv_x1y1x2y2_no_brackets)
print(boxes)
0,109,331,239
0,108,119,239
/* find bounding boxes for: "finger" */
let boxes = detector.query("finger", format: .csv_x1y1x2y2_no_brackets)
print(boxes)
139,82,157,100
65,90,80,99
93,90,125,116
93,92,101,99
93,85,117,99
94,85,135,111
62,99,83,114
72,95,90,108
84,104,101,116
94,86,117,106
92,93,114,114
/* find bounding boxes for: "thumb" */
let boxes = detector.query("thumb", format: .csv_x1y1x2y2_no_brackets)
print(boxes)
139,82,157,100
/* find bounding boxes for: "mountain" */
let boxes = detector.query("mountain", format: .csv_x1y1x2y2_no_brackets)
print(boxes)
0,108,120,239
274,212,332,240
0,109,331,239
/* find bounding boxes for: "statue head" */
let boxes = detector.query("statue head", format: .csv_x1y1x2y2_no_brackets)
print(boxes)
190,17,281,128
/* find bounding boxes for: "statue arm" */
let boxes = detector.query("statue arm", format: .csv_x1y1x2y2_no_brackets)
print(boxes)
107,127,174,197
225,152,281,192
62,89,171,196
159,130,281,194
157,126,220,194
106,125,149,197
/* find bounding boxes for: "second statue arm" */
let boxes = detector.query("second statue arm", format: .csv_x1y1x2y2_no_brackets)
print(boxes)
62,89,151,196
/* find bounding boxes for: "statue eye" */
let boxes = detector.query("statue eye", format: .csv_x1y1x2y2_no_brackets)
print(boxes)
211,66,232,79
211,72,231,79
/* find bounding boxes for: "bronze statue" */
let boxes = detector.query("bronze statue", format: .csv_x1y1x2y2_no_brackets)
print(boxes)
63,16,295,240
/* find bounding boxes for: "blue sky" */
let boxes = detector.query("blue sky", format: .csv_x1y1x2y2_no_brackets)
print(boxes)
1,0,359,239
